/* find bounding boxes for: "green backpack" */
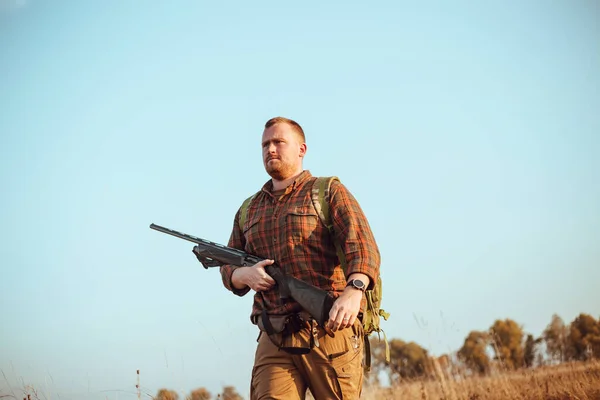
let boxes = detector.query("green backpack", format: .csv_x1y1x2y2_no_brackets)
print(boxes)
310,176,390,371
239,176,390,371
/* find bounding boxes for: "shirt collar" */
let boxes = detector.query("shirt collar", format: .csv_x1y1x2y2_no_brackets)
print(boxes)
261,170,312,197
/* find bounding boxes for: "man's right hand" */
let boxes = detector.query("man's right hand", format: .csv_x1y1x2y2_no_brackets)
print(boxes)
231,259,276,292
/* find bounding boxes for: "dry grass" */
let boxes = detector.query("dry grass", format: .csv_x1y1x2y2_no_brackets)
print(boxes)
361,361,600,400
3,361,599,399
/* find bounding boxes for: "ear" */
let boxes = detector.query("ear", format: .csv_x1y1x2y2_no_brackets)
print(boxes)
299,143,307,158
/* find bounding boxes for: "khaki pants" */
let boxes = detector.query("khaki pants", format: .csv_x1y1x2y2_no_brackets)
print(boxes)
250,319,364,400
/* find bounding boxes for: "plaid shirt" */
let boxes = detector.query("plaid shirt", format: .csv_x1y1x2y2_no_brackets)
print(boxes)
220,170,381,321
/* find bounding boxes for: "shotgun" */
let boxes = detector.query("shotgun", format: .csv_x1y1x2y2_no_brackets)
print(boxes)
149,223,335,333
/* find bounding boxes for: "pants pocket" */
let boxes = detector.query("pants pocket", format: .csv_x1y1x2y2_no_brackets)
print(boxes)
331,347,362,399
329,325,364,399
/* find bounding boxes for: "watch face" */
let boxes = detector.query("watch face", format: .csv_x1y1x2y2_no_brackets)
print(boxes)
353,279,365,289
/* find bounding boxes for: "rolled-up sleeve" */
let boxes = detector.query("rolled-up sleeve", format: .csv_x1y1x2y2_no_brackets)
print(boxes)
330,180,381,290
219,208,251,297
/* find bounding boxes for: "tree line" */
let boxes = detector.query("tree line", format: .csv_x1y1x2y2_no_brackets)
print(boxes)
154,386,242,400
368,312,600,385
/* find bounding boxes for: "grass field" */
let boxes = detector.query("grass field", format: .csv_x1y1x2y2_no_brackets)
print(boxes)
3,361,599,399
361,360,600,400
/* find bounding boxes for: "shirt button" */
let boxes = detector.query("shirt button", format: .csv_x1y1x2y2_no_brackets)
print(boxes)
273,238,277,243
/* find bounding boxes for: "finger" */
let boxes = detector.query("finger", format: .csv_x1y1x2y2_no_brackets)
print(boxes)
327,319,335,331
256,260,276,282
339,315,351,330
255,284,269,292
255,260,275,285
341,314,356,330
265,280,276,288
347,314,357,328
331,311,347,332
324,325,335,337
257,279,274,290
256,269,276,285
327,308,340,331
341,310,358,330
263,274,276,285
255,259,275,269
334,316,345,332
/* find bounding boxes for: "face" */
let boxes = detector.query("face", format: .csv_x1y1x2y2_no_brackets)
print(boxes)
262,123,307,180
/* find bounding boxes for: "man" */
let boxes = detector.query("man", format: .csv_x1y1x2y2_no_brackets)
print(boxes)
219,117,380,399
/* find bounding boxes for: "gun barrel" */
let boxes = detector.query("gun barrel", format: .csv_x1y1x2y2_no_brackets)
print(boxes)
150,223,262,266
150,223,214,246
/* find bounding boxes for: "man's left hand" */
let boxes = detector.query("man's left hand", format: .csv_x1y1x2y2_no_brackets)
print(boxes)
327,287,363,332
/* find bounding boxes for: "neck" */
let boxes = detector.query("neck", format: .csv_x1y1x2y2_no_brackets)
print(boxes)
271,170,304,191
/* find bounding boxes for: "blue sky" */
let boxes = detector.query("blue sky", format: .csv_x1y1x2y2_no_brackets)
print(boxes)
1,0,598,398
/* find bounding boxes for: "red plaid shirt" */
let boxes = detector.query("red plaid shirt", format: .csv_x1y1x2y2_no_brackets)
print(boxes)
220,170,381,321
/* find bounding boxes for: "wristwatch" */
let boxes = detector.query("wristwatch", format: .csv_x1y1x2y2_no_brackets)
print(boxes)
346,279,366,292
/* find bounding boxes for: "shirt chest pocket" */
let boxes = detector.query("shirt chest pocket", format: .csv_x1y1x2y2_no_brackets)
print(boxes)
242,214,271,255
285,208,321,243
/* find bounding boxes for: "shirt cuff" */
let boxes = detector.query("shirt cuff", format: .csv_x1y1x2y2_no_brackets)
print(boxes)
221,265,251,297
344,256,379,290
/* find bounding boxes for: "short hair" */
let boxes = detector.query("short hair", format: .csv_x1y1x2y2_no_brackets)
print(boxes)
264,116,306,143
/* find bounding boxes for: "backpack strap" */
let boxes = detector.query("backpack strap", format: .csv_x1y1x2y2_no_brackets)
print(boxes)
311,176,337,233
311,177,346,270
239,192,259,230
